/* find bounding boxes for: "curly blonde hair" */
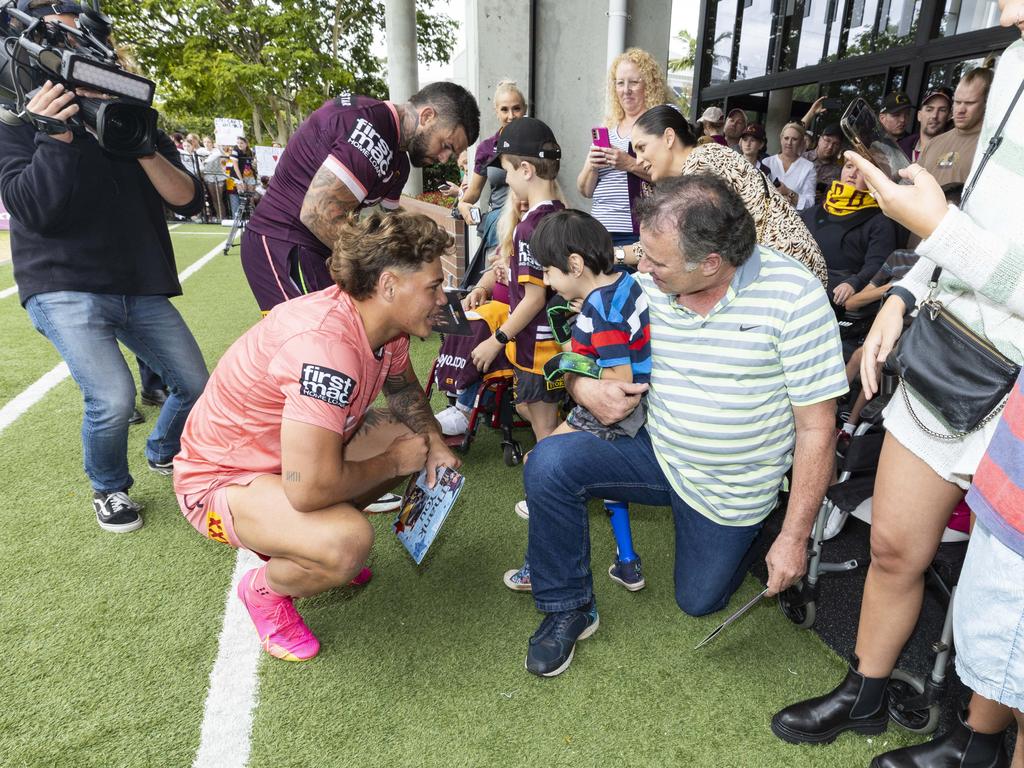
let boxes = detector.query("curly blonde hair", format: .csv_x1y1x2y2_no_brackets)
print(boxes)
604,48,672,128
328,210,453,300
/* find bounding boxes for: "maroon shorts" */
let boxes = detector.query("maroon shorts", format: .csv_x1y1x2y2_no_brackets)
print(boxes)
240,229,335,313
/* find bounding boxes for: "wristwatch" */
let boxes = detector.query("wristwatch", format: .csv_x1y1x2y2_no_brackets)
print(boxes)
494,328,511,345
614,247,626,266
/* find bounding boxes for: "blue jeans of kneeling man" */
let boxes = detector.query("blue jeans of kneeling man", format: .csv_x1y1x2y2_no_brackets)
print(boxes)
525,427,764,615
26,291,209,494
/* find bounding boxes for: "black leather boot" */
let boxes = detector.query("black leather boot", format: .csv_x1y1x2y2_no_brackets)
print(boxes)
771,657,889,744
870,709,1010,768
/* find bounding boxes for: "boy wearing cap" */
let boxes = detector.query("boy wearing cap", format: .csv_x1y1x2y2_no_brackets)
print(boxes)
469,116,564,522
898,87,953,161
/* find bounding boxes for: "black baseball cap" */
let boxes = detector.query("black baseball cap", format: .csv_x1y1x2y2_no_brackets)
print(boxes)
488,117,561,167
739,123,765,142
921,86,954,107
820,122,843,138
16,0,86,17
881,90,915,114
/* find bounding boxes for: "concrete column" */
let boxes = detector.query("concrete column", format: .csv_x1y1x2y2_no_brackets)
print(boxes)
385,0,422,195
765,87,794,154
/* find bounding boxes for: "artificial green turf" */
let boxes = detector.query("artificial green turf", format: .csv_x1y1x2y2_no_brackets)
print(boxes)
0,231,923,767
0,228,228,408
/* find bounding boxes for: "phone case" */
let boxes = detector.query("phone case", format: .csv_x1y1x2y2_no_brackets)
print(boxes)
591,127,611,148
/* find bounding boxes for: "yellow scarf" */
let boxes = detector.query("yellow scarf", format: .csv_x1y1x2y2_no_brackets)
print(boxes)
823,181,879,216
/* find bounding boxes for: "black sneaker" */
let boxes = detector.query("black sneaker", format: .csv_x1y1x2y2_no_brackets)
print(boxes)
525,601,599,677
147,458,174,476
93,491,143,533
140,388,169,407
128,407,145,425
608,556,646,591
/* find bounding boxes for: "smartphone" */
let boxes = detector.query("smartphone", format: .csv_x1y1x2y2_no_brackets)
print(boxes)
822,97,842,110
591,127,611,148
772,177,783,188
468,206,481,225
840,98,910,181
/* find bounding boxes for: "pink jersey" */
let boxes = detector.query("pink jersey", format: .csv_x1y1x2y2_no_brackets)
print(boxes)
174,285,409,497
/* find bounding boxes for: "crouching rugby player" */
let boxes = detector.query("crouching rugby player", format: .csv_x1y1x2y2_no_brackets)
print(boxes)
173,210,460,660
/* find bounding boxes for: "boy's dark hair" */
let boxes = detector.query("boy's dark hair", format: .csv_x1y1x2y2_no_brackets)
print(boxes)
410,82,481,145
531,209,615,276
502,142,561,180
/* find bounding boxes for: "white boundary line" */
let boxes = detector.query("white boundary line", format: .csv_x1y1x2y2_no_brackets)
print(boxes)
0,239,225,437
0,285,17,300
192,550,262,768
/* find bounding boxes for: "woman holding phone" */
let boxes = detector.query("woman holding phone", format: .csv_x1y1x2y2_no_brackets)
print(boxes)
773,5,1024,764
576,48,671,247
457,80,527,259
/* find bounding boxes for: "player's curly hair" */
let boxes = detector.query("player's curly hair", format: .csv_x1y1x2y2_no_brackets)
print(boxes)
604,48,673,128
328,210,453,300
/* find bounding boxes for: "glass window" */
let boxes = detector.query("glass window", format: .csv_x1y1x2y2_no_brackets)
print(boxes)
819,72,887,114
736,0,774,79
708,0,740,85
837,0,919,58
925,53,999,89
797,0,831,67
845,0,881,55
939,0,1001,37
824,0,846,60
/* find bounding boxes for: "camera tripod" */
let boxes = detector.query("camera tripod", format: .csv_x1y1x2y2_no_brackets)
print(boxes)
223,190,254,255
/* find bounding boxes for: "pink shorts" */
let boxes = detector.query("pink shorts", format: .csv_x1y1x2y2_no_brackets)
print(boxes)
176,474,263,549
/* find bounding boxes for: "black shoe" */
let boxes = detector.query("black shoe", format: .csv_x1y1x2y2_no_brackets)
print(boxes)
870,708,1010,768
140,388,169,407
93,490,144,533
128,407,145,425
771,657,889,744
147,458,174,476
525,601,599,678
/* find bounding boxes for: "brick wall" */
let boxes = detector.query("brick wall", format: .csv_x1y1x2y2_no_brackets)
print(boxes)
399,195,467,286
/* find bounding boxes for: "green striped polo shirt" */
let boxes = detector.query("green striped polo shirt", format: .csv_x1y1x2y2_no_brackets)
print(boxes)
640,245,848,526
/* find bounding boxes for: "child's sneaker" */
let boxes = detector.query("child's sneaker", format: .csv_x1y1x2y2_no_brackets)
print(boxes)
514,500,529,520
147,458,174,475
608,556,646,591
237,568,320,662
503,562,532,591
92,490,143,533
435,405,470,436
363,492,402,514
349,566,373,586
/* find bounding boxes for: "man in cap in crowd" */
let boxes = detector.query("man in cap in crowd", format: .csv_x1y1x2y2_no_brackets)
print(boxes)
723,107,748,152
917,68,992,188
697,106,728,146
802,123,844,205
879,90,915,143
898,86,953,162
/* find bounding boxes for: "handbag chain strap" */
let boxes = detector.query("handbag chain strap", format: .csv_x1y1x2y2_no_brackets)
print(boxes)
899,381,1010,441
925,77,1024,300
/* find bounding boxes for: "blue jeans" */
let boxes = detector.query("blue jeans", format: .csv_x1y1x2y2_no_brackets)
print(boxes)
25,292,209,493
524,427,764,615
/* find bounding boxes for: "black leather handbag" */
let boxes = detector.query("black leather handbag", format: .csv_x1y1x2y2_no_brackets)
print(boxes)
891,78,1024,440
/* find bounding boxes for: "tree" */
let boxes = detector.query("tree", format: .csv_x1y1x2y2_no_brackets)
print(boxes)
102,0,457,143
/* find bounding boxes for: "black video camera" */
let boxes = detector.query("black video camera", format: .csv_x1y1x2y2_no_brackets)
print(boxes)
0,1,158,157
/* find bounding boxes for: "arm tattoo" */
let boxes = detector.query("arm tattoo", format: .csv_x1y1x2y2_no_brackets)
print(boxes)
285,471,301,483
299,166,359,248
383,366,439,436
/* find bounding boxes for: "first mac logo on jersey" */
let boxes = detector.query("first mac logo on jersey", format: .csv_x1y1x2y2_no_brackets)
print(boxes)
300,363,356,408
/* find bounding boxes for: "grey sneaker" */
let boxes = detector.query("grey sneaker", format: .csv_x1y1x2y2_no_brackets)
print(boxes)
93,491,144,533
147,458,174,476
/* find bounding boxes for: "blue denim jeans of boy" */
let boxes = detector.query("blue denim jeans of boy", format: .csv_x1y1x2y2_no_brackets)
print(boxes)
524,427,764,616
25,291,209,494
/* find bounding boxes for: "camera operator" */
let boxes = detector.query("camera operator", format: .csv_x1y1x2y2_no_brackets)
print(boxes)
0,0,209,533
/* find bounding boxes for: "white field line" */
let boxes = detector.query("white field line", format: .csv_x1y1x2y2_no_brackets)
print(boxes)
168,222,182,230
192,550,262,768
0,239,225,437
0,285,17,299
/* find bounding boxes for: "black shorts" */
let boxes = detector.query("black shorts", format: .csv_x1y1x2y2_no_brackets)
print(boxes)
513,368,564,405
239,229,334,313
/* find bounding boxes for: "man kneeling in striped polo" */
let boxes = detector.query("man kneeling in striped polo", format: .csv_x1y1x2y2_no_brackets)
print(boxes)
522,174,848,677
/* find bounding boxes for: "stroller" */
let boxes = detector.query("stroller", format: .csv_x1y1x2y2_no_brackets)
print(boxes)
425,300,528,466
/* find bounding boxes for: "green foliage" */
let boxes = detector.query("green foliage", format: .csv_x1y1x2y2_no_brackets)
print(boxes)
102,0,457,142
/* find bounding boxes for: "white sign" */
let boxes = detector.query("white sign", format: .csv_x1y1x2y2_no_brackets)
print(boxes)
214,117,245,148
254,145,282,178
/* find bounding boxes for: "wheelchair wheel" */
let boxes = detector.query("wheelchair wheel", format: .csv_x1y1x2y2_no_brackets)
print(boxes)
503,440,523,467
886,668,940,735
777,586,816,629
